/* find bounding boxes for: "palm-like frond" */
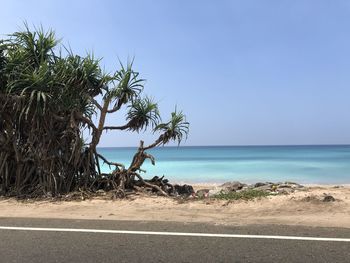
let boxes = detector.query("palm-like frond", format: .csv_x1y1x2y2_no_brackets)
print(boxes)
10,23,57,68
105,60,144,107
0,46,8,91
2,25,105,120
126,97,160,132
155,109,189,145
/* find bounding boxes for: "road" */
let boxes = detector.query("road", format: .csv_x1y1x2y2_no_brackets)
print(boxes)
0,218,349,263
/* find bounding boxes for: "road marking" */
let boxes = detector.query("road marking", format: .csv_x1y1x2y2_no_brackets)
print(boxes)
0,226,349,242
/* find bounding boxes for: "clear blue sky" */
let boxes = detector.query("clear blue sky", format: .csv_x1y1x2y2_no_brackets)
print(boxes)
2,0,350,146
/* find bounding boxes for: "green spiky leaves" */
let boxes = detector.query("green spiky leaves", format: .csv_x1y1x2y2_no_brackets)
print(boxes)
105,60,144,109
155,109,189,145
126,97,160,132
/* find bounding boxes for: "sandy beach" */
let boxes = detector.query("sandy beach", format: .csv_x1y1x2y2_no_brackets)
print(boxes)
0,184,349,228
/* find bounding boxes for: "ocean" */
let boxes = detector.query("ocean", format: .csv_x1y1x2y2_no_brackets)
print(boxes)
98,145,350,184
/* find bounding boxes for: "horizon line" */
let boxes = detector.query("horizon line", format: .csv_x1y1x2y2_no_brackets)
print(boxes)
97,143,350,148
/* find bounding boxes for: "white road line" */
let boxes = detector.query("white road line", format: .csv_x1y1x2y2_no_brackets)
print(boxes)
0,226,349,242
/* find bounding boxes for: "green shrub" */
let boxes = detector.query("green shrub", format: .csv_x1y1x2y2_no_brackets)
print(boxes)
214,189,270,200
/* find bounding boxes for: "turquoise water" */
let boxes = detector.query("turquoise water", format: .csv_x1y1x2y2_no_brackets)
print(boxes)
98,145,350,184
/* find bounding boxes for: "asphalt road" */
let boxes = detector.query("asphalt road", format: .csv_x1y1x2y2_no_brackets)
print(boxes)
0,218,349,263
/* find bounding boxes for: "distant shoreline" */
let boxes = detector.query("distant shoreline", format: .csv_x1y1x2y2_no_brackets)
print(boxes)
98,144,350,149
173,181,350,187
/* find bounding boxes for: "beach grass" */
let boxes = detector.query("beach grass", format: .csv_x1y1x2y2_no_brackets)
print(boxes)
213,189,270,200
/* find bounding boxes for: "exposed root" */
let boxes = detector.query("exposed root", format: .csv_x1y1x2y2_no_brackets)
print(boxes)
134,173,169,196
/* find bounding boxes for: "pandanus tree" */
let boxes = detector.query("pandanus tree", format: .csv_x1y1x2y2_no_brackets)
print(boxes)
0,25,189,197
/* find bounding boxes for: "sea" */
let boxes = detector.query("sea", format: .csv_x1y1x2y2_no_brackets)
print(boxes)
98,145,350,184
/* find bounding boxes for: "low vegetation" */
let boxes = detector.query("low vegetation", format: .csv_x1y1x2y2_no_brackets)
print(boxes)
213,189,270,200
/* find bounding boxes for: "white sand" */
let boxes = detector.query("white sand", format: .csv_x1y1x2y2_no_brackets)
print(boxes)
0,185,349,228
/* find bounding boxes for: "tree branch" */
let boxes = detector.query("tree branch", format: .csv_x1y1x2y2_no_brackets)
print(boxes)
143,152,155,165
91,99,102,111
75,113,98,131
133,172,168,196
106,103,122,113
143,135,165,150
103,124,129,131
97,153,125,171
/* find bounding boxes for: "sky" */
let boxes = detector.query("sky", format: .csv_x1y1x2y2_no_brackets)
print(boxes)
1,0,350,146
